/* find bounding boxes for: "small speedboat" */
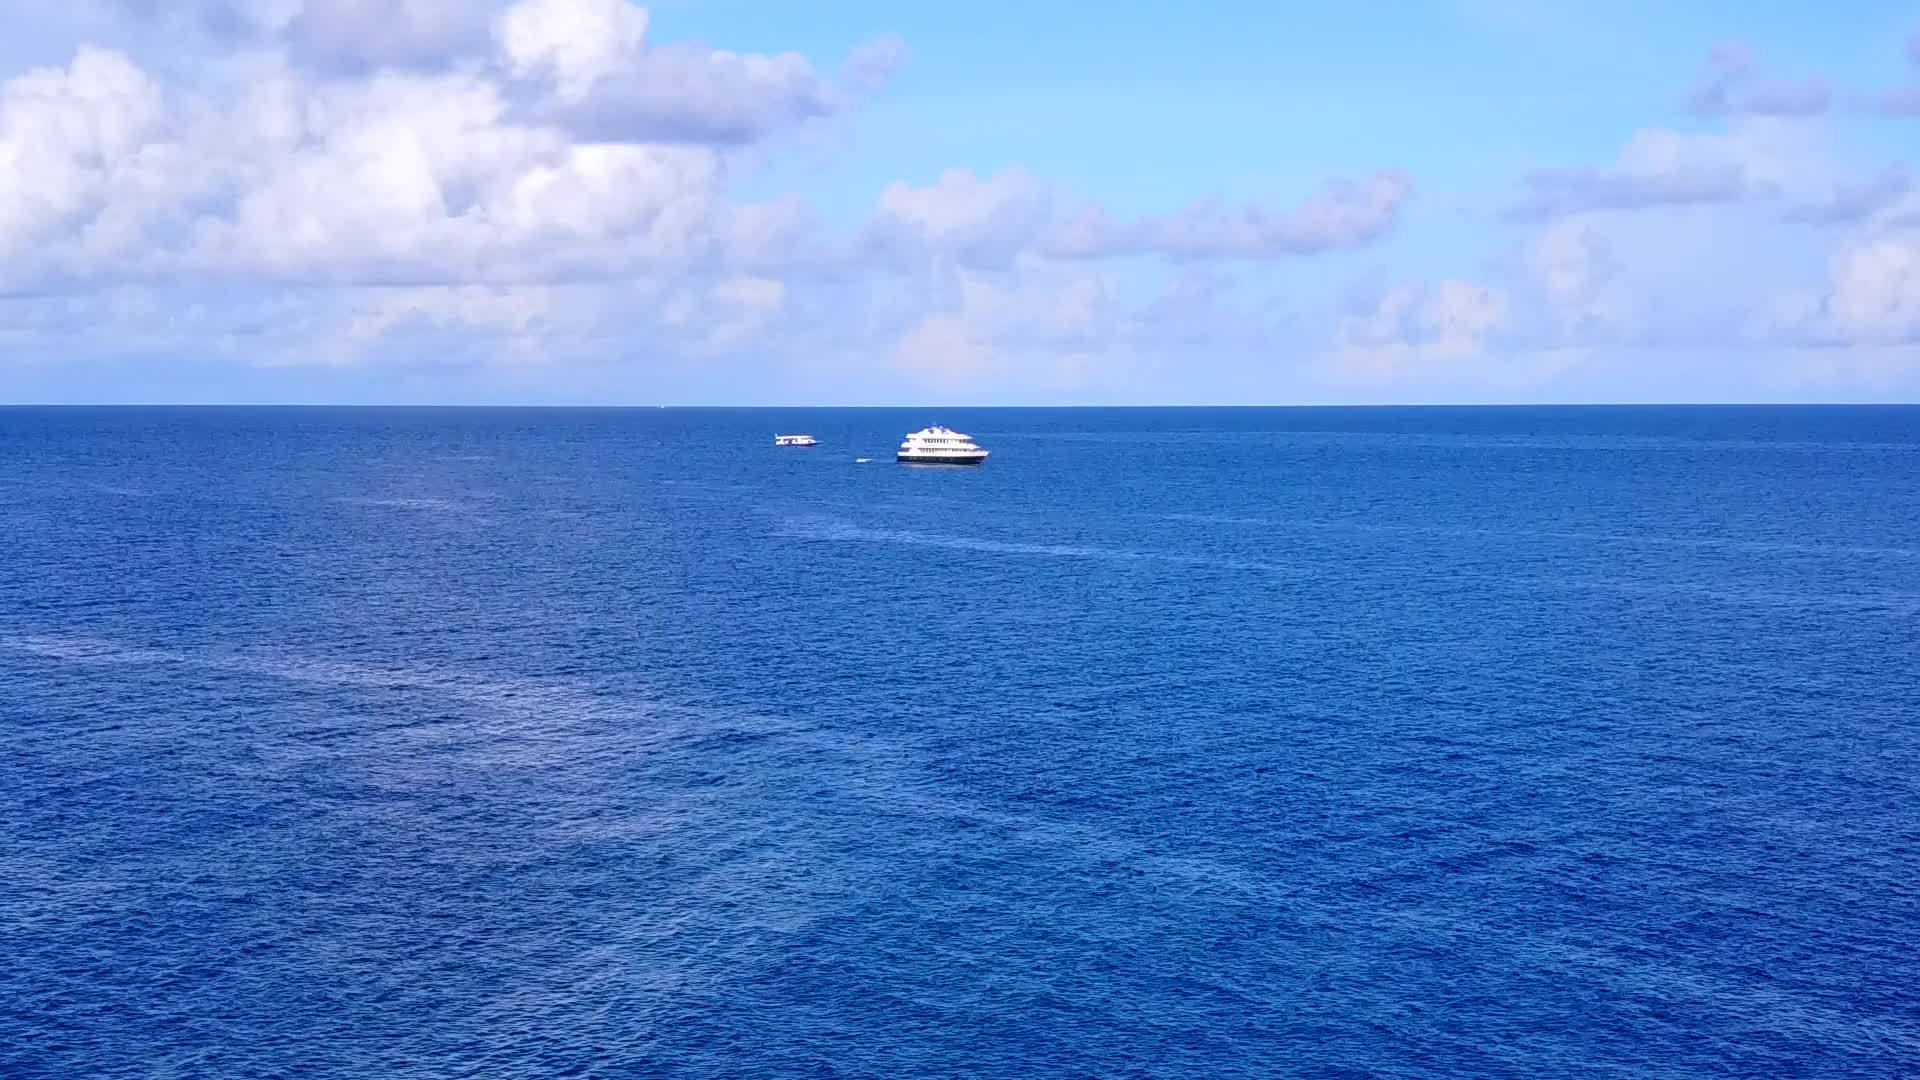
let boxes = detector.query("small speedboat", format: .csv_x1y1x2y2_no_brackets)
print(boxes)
774,434,819,447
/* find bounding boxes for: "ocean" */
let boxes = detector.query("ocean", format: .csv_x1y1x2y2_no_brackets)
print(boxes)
3,405,1917,1078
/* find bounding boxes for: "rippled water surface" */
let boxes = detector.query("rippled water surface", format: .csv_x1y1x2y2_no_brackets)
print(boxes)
4,406,1918,1078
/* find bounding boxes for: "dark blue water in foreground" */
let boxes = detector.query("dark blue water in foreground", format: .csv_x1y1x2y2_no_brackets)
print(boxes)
3,406,1918,1079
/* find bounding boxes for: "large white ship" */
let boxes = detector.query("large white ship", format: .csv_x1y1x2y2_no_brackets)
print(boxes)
896,425,989,465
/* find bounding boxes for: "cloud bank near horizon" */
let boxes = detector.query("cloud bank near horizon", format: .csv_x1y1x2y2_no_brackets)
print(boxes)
2,3,1918,403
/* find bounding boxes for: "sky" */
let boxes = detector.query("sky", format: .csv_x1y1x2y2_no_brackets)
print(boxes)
2,1,1919,404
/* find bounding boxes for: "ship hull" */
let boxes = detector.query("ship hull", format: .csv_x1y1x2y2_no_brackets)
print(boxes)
896,454,987,465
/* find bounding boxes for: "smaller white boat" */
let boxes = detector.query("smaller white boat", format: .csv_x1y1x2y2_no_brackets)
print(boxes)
774,434,819,447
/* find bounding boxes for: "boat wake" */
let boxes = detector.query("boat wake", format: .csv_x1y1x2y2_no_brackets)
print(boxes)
775,515,1294,574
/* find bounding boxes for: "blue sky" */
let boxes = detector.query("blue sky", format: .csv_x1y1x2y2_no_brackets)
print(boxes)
1,0,1918,404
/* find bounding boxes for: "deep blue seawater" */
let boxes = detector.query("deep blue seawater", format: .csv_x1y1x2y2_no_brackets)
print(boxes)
3,405,1918,1079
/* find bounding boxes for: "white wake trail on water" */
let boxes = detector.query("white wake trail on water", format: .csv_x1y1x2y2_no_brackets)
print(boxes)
776,514,1299,575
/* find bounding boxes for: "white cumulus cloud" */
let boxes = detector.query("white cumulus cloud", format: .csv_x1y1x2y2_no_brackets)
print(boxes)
868,168,1412,269
0,47,165,268
1509,122,1818,219
1333,279,1511,378
1774,233,1920,346
495,0,648,103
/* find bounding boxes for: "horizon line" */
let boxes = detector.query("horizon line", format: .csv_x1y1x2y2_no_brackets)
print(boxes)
3,401,1919,410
